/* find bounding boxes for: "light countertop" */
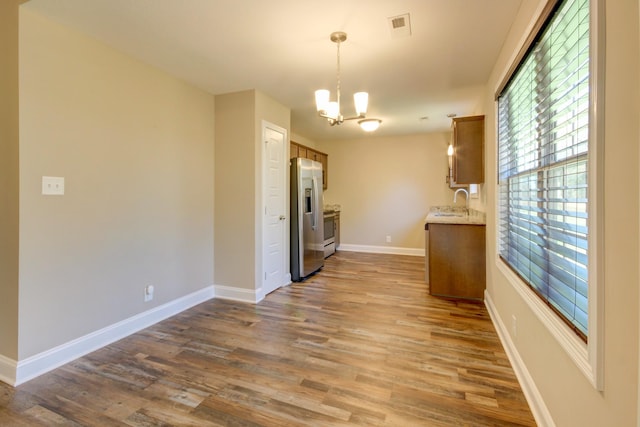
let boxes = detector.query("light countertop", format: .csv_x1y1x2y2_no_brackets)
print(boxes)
425,206,486,226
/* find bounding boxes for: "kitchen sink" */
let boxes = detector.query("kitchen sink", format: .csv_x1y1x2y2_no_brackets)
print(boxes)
432,212,465,217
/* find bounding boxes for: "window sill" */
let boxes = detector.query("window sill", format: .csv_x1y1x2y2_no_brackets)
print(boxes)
497,260,601,390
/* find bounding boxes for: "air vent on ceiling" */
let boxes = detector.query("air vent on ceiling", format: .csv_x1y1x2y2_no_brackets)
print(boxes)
388,13,411,38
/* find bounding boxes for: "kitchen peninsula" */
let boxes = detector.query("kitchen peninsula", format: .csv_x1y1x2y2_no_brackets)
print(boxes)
425,207,486,301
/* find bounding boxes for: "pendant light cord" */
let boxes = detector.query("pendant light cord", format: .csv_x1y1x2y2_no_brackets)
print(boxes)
336,38,341,115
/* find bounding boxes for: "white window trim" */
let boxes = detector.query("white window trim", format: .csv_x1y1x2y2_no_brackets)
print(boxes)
494,0,605,391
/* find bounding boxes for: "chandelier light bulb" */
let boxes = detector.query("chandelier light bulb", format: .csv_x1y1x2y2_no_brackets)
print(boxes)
315,89,330,112
354,92,368,116
326,102,340,120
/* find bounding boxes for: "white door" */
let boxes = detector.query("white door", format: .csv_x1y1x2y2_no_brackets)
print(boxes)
262,121,288,297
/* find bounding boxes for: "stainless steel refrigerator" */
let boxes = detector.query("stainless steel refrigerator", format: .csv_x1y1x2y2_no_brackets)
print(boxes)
290,158,324,281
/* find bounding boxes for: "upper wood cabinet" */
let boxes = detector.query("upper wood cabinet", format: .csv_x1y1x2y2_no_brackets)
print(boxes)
297,145,308,159
450,115,484,185
316,153,328,189
290,141,328,190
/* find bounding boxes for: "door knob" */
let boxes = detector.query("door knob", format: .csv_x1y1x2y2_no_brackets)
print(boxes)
279,215,286,220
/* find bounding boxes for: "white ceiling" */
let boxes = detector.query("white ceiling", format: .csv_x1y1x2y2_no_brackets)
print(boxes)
23,0,523,142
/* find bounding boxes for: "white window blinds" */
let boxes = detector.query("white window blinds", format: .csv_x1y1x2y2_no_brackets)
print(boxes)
497,0,590,340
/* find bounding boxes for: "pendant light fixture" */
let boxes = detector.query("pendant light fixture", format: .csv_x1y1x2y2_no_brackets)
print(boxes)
315,32,381,131
358,118,382,132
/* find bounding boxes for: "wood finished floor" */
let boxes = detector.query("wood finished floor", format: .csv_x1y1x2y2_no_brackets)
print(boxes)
0,251,536,426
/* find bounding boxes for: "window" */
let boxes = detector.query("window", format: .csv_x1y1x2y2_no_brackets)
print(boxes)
497,0,590,340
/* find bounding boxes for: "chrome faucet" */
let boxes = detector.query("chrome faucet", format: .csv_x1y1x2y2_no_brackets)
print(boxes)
453,188,469,209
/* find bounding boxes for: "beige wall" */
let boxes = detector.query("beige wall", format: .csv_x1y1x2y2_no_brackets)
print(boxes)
485,1,640,425
214,89,290,293
18,9,215,359
214,91,256,290
0,0,20,361
290,133,317,149
319,133,456,250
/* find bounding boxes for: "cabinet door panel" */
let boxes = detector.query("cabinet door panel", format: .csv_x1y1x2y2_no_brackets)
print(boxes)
318,153,328,189
451,115,484,185
428,223,485,300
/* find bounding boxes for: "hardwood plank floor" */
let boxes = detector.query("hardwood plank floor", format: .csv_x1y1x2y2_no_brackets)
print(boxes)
0,251,536,426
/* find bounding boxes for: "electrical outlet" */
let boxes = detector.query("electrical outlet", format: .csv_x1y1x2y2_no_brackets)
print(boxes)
42,176,65,195
144,285,154,302
386,235,391,243
511,315,517,338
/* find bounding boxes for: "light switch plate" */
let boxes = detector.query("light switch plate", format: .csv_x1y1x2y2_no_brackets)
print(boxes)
42,176,65,195
469,183,479,199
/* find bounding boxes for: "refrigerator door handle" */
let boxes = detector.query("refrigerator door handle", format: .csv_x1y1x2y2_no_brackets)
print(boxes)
311,177,317,230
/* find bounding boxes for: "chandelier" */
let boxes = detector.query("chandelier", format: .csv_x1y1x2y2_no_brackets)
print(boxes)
315,32,382,132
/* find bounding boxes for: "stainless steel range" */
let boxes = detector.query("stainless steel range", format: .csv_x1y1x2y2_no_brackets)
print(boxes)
323,210,336,258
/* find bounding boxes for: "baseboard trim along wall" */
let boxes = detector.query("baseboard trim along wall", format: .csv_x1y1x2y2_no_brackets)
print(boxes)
214,284,261,303
0,354,18,386
338,244,424,257
484,290,555,427
10,285,215,386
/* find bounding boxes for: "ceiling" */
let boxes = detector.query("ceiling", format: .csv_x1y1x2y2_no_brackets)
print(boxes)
22,0,523,142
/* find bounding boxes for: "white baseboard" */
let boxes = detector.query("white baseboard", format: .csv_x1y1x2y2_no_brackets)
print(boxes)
338,244,424,257
12,286,215,386
0,354,17,386
214,284,260,303
484,290,555,427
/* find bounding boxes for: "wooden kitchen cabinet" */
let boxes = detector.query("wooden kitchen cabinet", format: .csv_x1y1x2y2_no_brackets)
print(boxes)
428,223,485,300
290,141,329,189
290,143,299,158
450,115,484,185
298,146,308,159
317,153,328,189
